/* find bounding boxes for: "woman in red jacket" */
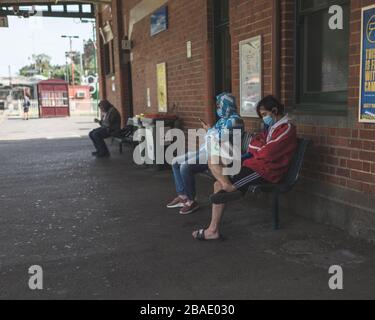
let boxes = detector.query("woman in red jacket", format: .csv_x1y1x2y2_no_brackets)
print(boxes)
193,95,297,241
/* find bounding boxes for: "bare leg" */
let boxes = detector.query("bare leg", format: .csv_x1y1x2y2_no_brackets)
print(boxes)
193,181,225,240
208,157,236,192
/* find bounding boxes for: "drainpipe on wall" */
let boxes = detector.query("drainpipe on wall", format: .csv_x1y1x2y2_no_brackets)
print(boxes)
96,5,107,100
203,0,215,127
272,0,281,100
112,0,127,126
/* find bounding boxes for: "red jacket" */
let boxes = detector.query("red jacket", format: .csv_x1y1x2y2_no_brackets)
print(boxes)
243,115,297,183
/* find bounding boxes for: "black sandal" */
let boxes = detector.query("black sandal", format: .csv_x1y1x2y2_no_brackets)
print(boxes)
195,229,206,240
193,229,221,241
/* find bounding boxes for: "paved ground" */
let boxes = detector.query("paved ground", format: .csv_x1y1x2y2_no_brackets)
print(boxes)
0,116,97,141
0,117,375,300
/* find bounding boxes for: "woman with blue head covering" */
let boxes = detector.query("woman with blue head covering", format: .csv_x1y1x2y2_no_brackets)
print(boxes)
213,92,244,133
166,92,244,215
204,93,244,157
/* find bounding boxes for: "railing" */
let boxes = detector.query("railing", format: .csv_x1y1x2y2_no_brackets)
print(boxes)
7,99,39,118
5,99,99,118
69,100,99,116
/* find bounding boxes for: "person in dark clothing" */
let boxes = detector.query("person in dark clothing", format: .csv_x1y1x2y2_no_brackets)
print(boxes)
89,99,121,158
23,95,31,120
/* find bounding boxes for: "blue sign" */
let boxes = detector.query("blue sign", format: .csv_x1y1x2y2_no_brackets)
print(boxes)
151,6,168,37
360,5,375,122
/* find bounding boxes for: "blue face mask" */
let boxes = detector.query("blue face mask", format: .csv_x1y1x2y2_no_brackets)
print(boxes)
263,115,275,127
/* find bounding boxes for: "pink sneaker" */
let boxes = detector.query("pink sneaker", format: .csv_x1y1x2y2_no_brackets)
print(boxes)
166,196,187,209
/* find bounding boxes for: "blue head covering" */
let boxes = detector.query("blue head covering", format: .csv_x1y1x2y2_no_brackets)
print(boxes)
201,93,244,154
216,92,237,118
213,93,244,134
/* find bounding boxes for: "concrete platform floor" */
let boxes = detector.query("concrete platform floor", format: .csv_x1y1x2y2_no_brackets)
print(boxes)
0,118,374,299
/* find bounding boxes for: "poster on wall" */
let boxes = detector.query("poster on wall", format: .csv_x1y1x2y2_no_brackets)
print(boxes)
239,36,262,118
157,62,168,112
151,6,168,37
359,4,375,123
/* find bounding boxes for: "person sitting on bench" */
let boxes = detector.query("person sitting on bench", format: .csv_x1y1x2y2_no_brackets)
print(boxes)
166,92,244,215
192,95,297,241
89,99,121,158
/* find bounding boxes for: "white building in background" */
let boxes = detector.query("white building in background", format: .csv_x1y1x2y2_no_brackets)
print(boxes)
0,75,47,112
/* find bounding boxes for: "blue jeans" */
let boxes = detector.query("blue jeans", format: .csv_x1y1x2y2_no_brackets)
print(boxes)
89,127,111,155
171,150,208,201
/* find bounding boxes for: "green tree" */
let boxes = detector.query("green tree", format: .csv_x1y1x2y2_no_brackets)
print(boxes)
19,56,82,85
19,54,52,78
32,54,52,75
83,39,97,76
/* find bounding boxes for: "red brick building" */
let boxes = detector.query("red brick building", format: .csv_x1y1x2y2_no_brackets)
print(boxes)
96,0,375,241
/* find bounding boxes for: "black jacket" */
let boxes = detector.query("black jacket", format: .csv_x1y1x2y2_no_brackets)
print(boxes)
100,107,121,136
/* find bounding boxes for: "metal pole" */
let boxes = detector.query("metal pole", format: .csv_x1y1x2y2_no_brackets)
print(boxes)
8,65,12,87
70,38,75,86
80,49,84,84
79,19,98,116
66,56,69,84
62,35,79,85
92,20,99,117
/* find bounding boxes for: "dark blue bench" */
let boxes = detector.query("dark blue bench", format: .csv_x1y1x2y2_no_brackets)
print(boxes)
112,119,138,154
246,138,311,230
208,136,311,230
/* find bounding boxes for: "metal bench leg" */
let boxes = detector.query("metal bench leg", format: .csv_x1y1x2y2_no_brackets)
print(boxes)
272,192,280,230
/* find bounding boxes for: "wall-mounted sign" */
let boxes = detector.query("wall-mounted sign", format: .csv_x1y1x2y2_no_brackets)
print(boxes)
0,16,8,28
151,6,168,37
239,36,262,118
156,62,168,112
187,41,192,59
359,4,375,123
147,88,151,107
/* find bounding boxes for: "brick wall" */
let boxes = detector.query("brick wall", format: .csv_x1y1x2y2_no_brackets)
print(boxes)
230,0,375,196
97,2,126,125
99,0,375,196
121,0,211,130
280,0,375,195
230,0,274,132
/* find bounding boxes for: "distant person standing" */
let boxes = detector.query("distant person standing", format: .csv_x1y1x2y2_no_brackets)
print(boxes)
23,95,30,120
89,99,121,158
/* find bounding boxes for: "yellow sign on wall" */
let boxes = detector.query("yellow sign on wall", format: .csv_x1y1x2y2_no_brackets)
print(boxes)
157,62,167,113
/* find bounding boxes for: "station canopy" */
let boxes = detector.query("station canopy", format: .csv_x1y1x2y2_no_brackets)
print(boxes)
0,0,111,19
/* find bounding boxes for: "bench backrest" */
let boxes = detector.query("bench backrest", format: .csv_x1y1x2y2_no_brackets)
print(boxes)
280,138,310,191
